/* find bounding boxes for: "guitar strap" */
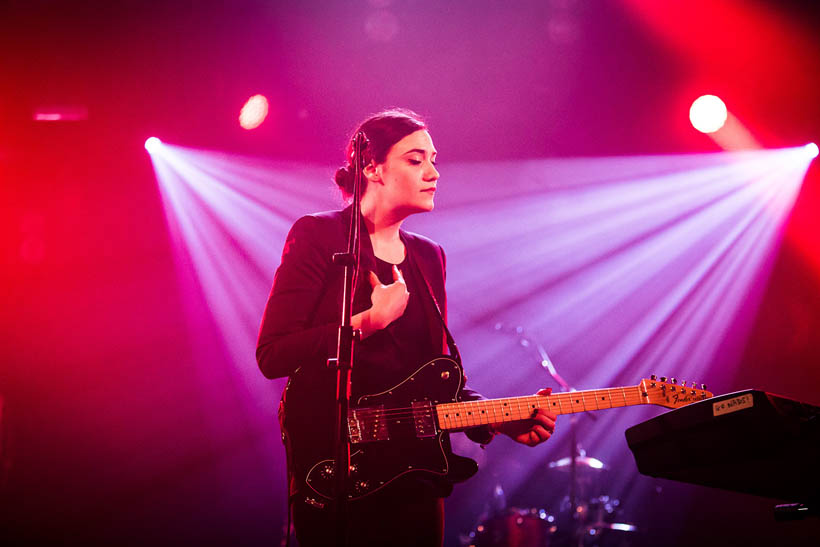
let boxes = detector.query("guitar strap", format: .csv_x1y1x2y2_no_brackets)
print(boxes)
402,237,462,365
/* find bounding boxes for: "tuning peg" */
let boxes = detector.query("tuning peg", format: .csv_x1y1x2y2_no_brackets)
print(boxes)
701,383,707,391
680,380,686,387
659,376,667,383
670,378,677,385
650,374,657,381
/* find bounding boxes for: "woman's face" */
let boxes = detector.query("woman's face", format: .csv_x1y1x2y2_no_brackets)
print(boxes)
370,129,440,217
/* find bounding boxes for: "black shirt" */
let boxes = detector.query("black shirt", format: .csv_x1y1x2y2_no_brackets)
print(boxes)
350,254,437,401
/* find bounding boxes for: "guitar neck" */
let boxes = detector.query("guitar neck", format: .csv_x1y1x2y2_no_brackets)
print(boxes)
436,385,646,431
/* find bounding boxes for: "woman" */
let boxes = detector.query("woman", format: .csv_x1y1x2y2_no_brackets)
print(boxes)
257,109,556,546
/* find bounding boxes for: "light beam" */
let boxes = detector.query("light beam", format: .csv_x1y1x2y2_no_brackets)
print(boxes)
147,144,812,531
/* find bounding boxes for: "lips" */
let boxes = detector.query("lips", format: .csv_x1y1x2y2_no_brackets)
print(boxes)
421,188,436,193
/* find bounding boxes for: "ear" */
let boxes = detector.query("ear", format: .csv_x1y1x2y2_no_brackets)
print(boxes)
362,162,383,185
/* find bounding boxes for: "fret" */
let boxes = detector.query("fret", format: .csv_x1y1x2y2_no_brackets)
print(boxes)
525,395,540,418
595,391,603,410
608,387,625,408
461,401,472,427
548,395,565,415
500,398,513,422
569,392,584,413
475,400,490,426
463,401,475,427
597,389,613,410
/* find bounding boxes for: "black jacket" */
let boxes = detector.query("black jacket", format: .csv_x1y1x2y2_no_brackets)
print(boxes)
256,208,494,499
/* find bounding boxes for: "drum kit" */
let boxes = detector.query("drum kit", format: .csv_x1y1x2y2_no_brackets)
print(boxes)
463,448,638,547
468,326,641,546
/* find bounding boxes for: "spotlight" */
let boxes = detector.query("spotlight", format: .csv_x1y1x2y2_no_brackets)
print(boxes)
145,137,162,154
689,95,727,134
805,142,819,159
239,94,269,130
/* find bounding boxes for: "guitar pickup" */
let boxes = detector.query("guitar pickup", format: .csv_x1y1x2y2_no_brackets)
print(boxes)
412,400,436,438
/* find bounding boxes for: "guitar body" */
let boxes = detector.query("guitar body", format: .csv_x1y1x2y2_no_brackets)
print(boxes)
281,357,478,502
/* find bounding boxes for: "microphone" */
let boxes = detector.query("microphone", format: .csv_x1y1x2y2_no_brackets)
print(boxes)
353,131,369,149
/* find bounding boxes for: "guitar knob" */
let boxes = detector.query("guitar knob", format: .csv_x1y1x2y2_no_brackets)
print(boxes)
670,378,677,385
659,376,667,383
701,383,708,391
650,374,657,381
680,380,686,387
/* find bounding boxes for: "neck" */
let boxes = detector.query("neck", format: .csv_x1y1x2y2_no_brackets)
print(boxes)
360,192,404,241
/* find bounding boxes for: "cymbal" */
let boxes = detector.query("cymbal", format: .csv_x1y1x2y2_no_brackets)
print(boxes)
547,455,607,472
584,522,638,533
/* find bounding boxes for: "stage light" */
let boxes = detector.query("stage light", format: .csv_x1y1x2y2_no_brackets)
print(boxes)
806,142,818,159
689,95,728,134
144,137,162,154
32,105,88,121
239,94,269,130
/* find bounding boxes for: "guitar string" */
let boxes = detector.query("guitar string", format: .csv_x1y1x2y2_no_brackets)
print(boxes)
350,400,648,428
349,394,651,421
347,389,705,431
351,389,650,415
350,393,650,418
349,385,703,420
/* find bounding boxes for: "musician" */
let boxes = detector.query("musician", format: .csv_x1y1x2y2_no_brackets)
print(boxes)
257,109,557,546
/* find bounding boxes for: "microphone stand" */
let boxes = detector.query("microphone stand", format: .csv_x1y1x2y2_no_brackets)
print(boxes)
496,324,597,546
330,132,368,547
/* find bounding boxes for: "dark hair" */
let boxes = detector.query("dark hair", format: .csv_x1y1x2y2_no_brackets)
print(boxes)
334,108,427,197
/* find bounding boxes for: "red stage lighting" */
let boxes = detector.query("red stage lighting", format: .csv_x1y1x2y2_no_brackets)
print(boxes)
806,143,819,159
239,95,269,130
690,95,728,134
144,137,162,154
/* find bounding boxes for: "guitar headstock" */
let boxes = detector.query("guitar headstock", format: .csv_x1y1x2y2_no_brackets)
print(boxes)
639,375,713,409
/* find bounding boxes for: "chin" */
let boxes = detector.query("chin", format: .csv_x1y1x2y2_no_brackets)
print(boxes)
395,202,433,219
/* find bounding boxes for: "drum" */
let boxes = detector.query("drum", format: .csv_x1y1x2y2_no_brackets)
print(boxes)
554,495,639,546
466,507,556,547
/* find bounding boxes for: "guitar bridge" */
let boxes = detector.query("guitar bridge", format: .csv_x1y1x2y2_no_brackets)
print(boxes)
348,405,389,444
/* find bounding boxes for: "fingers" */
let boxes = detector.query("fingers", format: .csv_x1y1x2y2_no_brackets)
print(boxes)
533,411,556,433
532,425,552,444
392,264,405,284
370,267,406,287
367,266,410,330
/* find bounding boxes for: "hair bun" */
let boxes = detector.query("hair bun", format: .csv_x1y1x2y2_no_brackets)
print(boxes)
334,166,354,194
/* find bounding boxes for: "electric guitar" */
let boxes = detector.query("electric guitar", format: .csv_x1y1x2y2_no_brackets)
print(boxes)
282,356,712,503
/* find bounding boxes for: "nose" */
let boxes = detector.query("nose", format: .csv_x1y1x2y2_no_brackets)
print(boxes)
424,161,439,182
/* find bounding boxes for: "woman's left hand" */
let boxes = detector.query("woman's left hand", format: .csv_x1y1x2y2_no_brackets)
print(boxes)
491,388,557,447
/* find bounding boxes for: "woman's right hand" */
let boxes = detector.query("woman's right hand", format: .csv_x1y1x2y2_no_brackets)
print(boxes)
367,265,409,330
